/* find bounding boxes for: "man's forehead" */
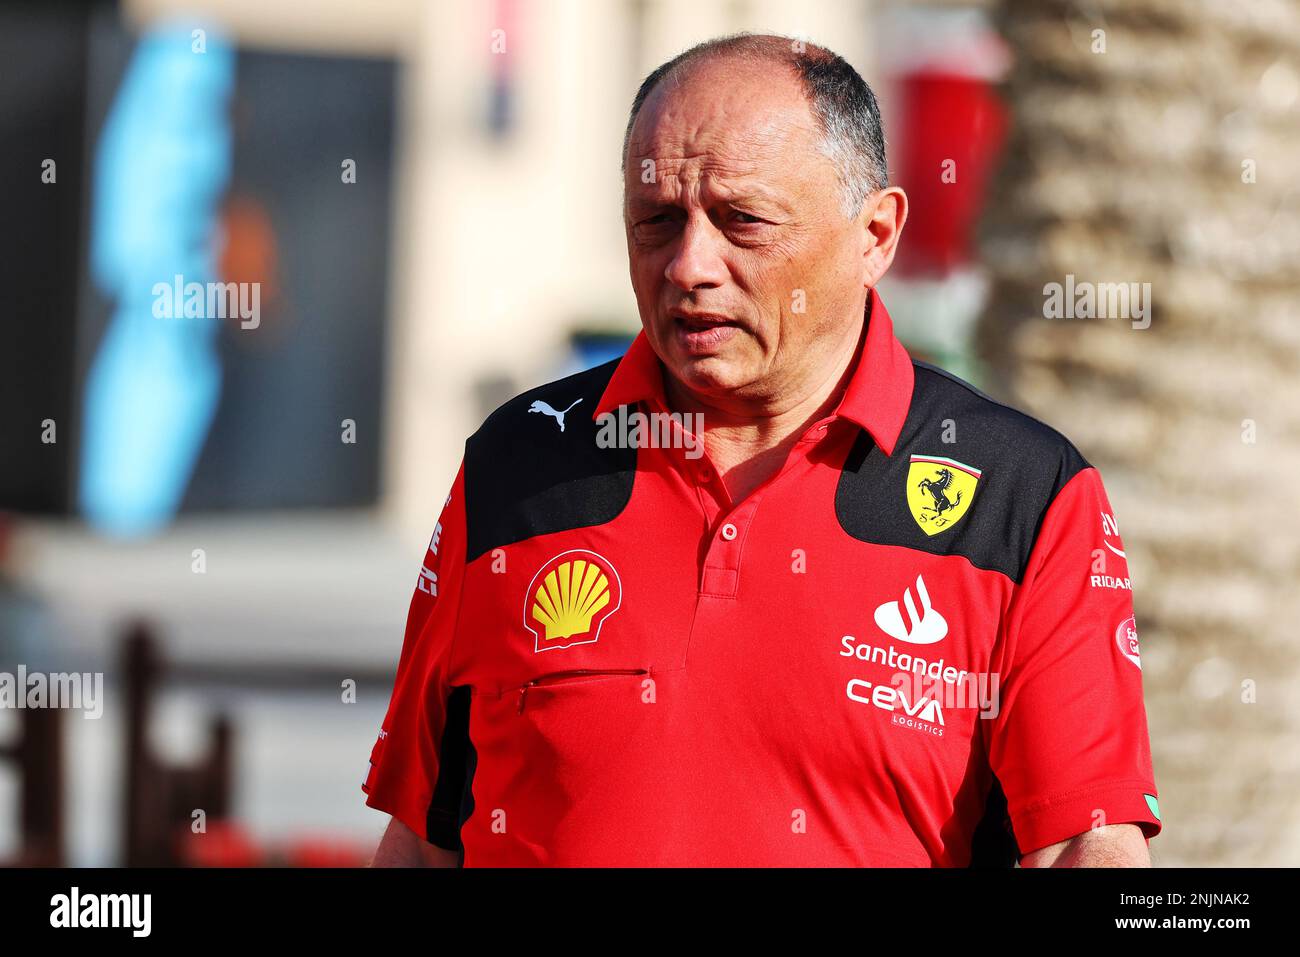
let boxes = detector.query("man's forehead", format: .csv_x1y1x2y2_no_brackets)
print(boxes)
627,62,818,172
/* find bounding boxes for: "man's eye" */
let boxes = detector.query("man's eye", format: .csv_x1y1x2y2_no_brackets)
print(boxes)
635,213,677,230
731,211,764,225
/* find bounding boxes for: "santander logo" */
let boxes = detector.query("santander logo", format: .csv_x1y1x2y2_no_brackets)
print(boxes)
873,575,948,645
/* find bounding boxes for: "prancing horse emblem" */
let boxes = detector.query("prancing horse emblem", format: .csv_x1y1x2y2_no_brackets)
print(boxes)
918,468,962,524
529,398,583,432
905,455,981,537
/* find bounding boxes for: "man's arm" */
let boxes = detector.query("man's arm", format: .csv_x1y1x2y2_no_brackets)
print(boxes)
362,463,471,862
983,466,1162,863
370,816,461,868
1020,823,1150,868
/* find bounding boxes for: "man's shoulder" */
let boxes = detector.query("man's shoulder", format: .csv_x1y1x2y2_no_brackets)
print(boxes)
836,359,1099,582
460,358,635,563
906,359,1092,493
471,358,624,441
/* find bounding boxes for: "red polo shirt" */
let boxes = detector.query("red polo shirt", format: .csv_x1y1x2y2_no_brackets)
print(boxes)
363,288,1161,866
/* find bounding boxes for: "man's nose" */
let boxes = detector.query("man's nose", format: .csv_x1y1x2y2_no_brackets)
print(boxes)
664,213,728,291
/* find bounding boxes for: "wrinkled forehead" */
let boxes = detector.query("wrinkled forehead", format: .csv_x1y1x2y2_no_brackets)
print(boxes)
625,62,821,190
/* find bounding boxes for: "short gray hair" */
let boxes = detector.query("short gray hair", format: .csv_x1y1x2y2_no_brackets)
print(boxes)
621,33,889,219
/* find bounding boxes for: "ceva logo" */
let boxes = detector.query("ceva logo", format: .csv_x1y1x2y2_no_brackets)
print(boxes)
846,678,945,727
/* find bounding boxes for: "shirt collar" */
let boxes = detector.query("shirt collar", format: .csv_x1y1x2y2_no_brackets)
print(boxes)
593,286,914,455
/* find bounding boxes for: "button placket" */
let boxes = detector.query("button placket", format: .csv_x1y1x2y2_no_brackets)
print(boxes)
700,497,759,597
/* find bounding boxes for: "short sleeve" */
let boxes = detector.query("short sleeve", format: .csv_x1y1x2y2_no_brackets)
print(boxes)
984,466,1161,857
362,460,471,849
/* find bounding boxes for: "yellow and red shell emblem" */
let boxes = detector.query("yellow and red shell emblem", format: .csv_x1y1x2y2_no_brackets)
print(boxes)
524,550,622,652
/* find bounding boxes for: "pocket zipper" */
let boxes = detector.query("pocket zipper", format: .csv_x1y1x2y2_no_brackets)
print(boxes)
516,668,649,714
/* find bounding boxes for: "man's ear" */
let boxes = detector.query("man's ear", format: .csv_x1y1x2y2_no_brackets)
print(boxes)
861,186,908,287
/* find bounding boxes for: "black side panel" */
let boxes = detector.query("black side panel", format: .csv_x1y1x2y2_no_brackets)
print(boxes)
454,727,478,868
967,775,1019,867
464,359,638,563
835,362,1089,583
426,684,473,852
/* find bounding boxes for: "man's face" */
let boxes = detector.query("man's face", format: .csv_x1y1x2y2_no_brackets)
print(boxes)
623,59,872,408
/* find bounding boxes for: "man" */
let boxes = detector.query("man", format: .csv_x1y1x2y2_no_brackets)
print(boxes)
365,33,1161,867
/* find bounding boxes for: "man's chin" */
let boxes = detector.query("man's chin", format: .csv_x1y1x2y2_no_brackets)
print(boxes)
667,352,755,397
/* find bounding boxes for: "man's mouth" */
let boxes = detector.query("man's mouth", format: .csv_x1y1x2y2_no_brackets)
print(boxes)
669,310,742,354
671,310,735,331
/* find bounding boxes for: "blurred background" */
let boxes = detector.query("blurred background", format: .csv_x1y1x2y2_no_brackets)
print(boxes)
1,0,1297,866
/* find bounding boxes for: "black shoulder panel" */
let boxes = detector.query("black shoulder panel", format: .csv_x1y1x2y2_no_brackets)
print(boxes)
463,359,637,563
835,361,1089,583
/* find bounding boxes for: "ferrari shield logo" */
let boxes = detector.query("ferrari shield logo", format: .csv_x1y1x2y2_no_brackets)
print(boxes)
906,455,981,536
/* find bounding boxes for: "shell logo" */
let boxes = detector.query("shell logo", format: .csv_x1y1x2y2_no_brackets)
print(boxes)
524,550,622,653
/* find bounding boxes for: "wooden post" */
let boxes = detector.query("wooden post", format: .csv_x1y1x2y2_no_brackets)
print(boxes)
122,621,167,867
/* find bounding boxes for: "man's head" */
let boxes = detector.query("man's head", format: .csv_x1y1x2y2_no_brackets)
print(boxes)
622,34,907,414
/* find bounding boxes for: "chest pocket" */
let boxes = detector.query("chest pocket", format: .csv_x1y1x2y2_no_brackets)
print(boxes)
513,668,650,715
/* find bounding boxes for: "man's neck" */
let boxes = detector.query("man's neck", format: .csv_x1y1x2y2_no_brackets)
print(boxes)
663,315,867,504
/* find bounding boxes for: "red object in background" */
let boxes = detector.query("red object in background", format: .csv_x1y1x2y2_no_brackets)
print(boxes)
218,193,282,343
174,821,371,867
488,0,519,136
175,819,264,867
893,70,1008,276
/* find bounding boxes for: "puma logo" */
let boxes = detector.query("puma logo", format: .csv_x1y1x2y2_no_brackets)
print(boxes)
528,398,583,432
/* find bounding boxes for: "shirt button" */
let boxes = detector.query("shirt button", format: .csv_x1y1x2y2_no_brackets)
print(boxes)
721,523,738,541
699,467,713,483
